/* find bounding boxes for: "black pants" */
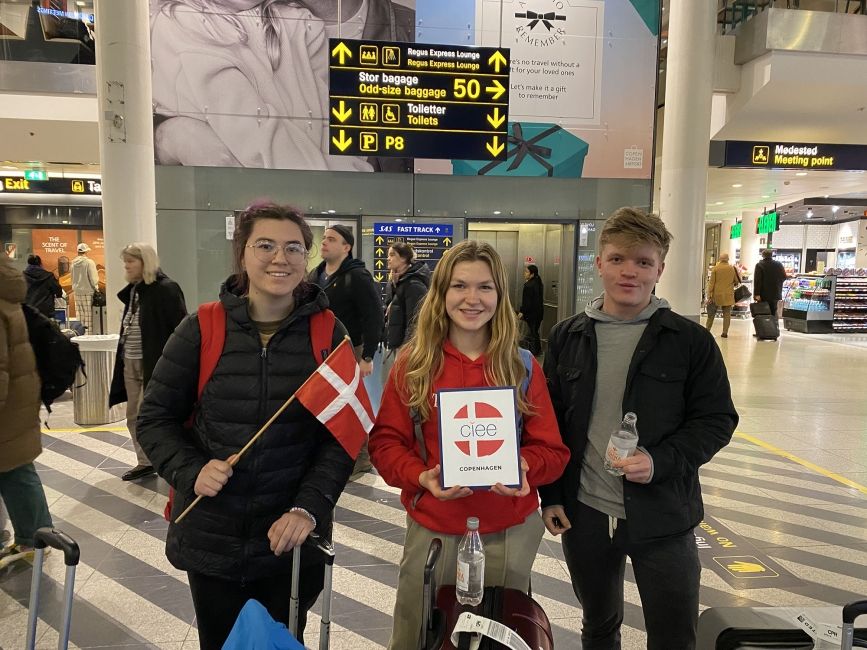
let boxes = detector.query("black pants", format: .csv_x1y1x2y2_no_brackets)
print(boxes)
188,559,324,650
524,317,542,355
560,500,700,650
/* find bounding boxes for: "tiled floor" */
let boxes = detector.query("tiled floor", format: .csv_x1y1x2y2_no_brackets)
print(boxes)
1,318,866,649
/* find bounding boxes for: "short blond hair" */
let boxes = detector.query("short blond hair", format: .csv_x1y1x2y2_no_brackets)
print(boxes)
599,207,673,260
121,243,160,285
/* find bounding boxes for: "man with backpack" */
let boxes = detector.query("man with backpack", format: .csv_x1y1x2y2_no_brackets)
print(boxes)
0,252,54,569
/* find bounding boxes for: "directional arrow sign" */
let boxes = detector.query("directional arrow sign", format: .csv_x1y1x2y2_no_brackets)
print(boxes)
443,237,452,246
486,79,505,101
375,236,385,245
486,135,505,157
375,259,384,269
331,100,352,123
487,107,505,130
331,41,352,65
376,248,385,257
375,272,385,282
331,130,352,152
488,51,507,73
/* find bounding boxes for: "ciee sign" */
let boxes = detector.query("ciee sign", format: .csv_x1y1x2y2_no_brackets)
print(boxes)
438,387,521,489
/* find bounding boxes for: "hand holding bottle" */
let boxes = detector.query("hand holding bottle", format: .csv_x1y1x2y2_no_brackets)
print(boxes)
612,449,652,484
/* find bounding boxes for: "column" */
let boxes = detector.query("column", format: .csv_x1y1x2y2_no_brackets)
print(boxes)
94,0,157,332
740,210,761,278
655,0,717,321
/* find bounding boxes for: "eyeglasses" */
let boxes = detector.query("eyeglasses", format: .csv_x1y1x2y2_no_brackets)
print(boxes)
247,240,308,263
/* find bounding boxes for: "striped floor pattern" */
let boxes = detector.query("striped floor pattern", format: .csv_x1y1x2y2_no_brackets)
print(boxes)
1,421,865,649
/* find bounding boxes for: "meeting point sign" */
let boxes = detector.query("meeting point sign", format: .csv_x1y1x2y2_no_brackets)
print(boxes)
438,387,522,489
710,140,867,172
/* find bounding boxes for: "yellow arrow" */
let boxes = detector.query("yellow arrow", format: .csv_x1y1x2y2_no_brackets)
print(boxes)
443,237,452,246
331,41,352,65
375,259,384,269
331,130,352,152
727,561,766,574
486,135,505,157
485,79,505,101
331,100,352,123
488,51,507,73
375,235,385,245
376,248,385,257
375,272,384,282
486,107,505,129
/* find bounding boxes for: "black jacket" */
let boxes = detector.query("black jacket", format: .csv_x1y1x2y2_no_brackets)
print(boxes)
519,275,544,323
541,308,738,542
754,258,787,303
136,279,353,581
308,256,383,359
385,261,430,349
24,265,62,318
109,272,187,407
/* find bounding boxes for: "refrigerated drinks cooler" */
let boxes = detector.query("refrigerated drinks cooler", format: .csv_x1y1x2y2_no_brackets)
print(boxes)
783,273,867,334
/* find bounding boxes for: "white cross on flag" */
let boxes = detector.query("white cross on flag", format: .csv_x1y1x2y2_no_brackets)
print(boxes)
296,338,374,460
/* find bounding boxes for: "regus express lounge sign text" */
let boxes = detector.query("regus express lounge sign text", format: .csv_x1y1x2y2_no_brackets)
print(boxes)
712,141,867,172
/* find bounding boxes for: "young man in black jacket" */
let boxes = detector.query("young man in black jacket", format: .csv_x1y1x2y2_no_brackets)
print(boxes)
309,225,383,476
753,248,787,318
541,207,738,649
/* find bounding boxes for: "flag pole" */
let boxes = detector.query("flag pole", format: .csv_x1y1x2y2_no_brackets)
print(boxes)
174,336,354,523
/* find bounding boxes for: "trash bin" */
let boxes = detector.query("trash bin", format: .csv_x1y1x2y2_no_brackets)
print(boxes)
71,334,125,426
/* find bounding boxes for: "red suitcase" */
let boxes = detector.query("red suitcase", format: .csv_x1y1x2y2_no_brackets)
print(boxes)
420,539,554,650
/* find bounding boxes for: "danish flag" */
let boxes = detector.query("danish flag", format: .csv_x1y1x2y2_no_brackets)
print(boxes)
453,401,505,458
296,338,374,459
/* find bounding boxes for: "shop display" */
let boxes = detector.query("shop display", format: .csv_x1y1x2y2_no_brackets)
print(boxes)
782,271,867,334
773,249,801,276
831,275,867,333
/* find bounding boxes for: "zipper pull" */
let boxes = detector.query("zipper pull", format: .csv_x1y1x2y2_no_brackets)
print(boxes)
261,347,267,359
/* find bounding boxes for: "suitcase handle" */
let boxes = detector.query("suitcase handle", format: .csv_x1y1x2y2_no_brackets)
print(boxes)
34,527,80,567
844,600,867,625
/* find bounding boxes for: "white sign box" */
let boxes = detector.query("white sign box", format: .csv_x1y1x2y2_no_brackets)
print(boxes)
438,387,521,489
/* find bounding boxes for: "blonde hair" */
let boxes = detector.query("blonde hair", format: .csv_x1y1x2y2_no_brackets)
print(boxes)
121,243,160,285
157,0,287,70
398,240,529,421
599,207,673,260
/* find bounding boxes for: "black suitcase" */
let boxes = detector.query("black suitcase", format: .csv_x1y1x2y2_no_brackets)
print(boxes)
26,528,80,650
754,314,780,340
750,302,772,317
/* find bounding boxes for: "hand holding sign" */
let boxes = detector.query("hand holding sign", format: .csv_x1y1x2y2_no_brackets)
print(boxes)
419,464,473,501
490,456,530,497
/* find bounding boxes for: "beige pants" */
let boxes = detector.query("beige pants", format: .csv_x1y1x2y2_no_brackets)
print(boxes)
387,511,545,650
74,292,93,330
123,358,150,466
705,304,732,335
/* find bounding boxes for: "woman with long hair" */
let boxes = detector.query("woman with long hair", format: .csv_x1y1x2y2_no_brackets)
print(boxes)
369,240,570,649
109,243,187,481
136,203,354,649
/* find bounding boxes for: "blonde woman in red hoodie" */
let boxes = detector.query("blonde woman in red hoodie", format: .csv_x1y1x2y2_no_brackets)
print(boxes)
369,240,569,649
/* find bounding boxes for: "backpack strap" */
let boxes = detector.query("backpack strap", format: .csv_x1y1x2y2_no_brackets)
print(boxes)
310,308,336,363
197,301,226,398
516,347,534,442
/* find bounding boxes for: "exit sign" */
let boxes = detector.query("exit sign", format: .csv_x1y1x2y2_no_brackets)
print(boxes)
756,211,779,235
730,222,742,239
24,170,47,181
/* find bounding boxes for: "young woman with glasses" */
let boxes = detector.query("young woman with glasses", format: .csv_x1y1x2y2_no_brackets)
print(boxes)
136,203,353,650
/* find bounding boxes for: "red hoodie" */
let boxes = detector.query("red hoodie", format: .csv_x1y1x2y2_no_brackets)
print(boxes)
369,340,569,535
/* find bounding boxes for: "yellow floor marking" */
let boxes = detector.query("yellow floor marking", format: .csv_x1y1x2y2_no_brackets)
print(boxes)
735,431,867,496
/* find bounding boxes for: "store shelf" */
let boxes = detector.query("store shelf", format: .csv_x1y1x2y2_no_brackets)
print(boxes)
831,276,867,333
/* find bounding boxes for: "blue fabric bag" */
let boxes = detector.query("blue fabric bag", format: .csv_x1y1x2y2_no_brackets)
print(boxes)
222,599,305,650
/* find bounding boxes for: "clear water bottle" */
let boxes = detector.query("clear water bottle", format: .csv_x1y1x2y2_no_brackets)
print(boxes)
604,412,639,476
456,516,485,606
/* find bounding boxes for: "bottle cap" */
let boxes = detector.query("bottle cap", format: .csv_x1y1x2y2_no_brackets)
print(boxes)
466,517,479,530
624,412,637,424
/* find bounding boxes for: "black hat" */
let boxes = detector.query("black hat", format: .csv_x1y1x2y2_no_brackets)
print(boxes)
329,225,355,252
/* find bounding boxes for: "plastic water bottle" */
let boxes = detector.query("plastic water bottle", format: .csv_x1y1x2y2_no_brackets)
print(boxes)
456,517,485,606
604,412,639,476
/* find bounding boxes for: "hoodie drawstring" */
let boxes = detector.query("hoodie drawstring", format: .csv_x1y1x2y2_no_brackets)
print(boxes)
608,515,618,541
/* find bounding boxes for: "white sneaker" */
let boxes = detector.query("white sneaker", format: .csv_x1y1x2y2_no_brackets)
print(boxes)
0,543,49,569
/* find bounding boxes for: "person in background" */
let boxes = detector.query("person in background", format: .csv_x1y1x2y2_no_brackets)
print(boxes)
369,240,569,650
109,243,187,482
705,252,740,338
309,224,383,478
24,254,63,319
137,203,353,650
754,248,787,319
0,252,54,569
518,264,544,355
71,242,99,331
382,242,430,384
542,208,737,649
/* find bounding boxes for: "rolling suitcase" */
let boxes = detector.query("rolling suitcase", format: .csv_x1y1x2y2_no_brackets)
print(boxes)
289,533,335,650
751,301,780,340
420,538,554,650
843,600,867,650
26,527,81,650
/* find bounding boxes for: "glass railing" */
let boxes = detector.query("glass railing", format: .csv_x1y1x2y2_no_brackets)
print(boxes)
0,1,95,65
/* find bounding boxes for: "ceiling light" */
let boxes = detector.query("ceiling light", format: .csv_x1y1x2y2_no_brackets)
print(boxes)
824,194,830,198
761,194,770,199
806,209,814,218
731,183,742,188
493,210,501,215
395,218,403,222
715,201,724,205
327,209,336,214
832,205,840,213
795,172,808,176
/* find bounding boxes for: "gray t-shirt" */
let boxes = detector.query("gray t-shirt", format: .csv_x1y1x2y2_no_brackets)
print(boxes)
577,295,668,519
